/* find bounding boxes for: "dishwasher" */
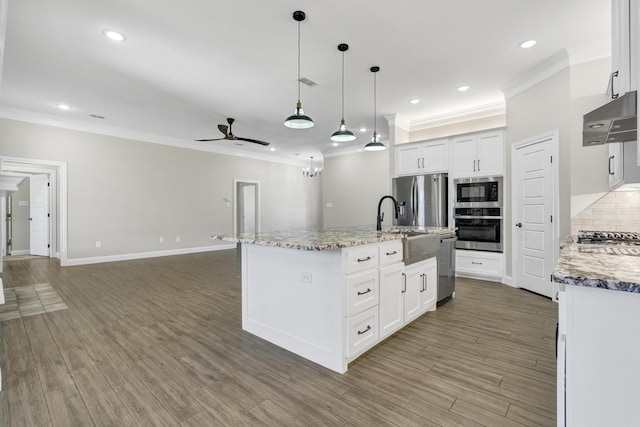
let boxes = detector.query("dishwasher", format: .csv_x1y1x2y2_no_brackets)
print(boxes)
438,232,457,301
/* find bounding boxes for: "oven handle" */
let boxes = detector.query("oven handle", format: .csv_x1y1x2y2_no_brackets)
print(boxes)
454,215,503,220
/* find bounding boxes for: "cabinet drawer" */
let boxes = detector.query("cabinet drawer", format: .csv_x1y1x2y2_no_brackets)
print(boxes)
456,252,502,276
347,306,379,358
344,245,379,274
379,240,403,266
346,270,379,317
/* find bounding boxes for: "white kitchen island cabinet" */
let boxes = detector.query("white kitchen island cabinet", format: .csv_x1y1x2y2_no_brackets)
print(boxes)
214,226,449,373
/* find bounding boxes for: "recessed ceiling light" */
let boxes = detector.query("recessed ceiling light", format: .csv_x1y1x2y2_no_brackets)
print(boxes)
359,127,367,132
457,85,470,92
269,147,276,151
103,29,126,42
56,103,71,110
519,40,537,49
332,142,339,147
409,98,420,104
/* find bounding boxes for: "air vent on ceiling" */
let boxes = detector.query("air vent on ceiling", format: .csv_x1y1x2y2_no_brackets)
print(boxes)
89,114,105,119
299,77,317,87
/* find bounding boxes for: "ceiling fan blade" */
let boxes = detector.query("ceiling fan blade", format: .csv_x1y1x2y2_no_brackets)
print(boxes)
236,137,270,146
218,124,229,136
194,137,226,142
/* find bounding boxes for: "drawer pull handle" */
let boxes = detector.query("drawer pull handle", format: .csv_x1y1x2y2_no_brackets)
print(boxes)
385,251,398,256
402,273,407,293
471,261,483,265
357,325,372,335
357,256,372,263
357,288,372,296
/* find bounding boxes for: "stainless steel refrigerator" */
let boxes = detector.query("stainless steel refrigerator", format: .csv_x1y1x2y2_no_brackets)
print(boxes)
392,174,448,227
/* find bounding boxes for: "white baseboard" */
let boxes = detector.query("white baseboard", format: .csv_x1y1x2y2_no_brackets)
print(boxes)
62,244,237,266
0,277,4,305
502,275,516,287
456,271,504,284
9,249,29,256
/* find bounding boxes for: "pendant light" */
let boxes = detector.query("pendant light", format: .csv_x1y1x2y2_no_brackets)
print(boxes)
330,43,356,142
302,156,322,177
284,11,314,129
364,66,386,151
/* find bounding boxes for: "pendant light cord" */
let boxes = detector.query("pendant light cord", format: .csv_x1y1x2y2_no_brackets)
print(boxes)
297,20,301,103
373,70,377,136
341,51,345,120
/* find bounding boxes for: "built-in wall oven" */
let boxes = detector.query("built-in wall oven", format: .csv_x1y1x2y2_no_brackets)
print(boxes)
454,177,503,252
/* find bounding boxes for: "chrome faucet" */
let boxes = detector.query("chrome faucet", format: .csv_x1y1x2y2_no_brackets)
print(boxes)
377,195,400,231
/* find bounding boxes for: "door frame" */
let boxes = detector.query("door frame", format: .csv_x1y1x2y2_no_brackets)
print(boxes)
0,156,68,265
510,130,560,299
233,179,261,235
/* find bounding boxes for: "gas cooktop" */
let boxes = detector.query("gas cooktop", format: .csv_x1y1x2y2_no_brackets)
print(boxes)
577,230,640,246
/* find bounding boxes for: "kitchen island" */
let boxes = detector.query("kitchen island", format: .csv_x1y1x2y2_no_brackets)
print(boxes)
213,226,451,373
553,237,640,426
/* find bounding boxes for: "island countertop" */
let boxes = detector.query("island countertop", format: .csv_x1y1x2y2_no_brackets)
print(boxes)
552,236,640,293
211,225,454,251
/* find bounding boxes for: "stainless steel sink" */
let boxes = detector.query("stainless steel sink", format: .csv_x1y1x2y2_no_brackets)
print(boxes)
400,232,441,265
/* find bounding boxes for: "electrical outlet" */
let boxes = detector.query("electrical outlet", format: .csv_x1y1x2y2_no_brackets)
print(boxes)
159,237,164,243
300,272,312,283
176,236,180,242
95,241,101,248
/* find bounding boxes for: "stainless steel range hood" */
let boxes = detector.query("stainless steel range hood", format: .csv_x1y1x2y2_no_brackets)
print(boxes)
583,91,637,146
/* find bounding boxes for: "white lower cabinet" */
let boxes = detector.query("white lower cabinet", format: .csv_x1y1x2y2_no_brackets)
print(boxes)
455,250,504,282
346,306,378,358
379,257,437,341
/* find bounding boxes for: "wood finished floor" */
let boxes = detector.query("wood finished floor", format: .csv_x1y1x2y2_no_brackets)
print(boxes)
0,250,558,426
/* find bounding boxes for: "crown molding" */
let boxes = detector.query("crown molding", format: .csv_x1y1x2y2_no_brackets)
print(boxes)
501,49,570,100
567,36,611,66
409,102,506,131
323,139,390,158
0,107,308,167
384,113,410,131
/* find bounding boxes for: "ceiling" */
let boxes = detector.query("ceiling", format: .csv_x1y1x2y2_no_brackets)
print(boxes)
0,0,611,165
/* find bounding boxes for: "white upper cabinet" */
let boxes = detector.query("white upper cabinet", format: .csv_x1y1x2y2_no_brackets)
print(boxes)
611,0,638,97
608,142,624,189
395,138,449,176
452,130,504,178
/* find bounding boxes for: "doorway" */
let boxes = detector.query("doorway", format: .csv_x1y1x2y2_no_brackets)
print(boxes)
511,131,559,299
234,179,260,234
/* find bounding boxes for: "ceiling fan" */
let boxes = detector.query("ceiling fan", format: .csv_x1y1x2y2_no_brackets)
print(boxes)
195,118,270,146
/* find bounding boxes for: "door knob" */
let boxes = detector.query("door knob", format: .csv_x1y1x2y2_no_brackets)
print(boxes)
515,222,523,228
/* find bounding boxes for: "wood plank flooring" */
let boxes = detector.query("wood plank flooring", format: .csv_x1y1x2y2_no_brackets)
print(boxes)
0,249,558,426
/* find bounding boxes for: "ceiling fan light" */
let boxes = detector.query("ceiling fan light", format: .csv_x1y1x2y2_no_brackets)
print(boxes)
284,104,314,129
330,119,356,142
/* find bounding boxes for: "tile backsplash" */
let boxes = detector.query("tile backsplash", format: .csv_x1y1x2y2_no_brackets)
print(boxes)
571,191,640,235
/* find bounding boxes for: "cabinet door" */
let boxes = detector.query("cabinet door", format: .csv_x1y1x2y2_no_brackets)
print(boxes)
379,263,405,340
476,131,504,176
403,264,423,323
451,135,477,178
608,142,624,189
612,0,631,99
396,144,422,176
421,139,449,173
419,258,437,312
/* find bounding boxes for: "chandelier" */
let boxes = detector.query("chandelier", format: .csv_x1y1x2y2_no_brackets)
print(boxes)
303,156,322,178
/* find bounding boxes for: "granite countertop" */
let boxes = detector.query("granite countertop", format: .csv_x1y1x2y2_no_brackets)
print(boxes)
552,236,640,293
211,225,455,251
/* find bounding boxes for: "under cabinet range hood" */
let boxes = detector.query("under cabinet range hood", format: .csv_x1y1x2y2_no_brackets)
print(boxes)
583,90,637,146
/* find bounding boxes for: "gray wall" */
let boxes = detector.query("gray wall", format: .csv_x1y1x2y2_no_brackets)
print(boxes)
322,150,392,228
0,118,322,260
10,179,30,252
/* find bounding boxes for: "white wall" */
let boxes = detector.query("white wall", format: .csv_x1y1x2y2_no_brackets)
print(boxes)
0,118,322,261
322,150,392,228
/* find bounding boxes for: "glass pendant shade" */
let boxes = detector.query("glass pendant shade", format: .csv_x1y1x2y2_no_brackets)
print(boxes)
330,119,356,142
284,11,313,129
284,102,314,129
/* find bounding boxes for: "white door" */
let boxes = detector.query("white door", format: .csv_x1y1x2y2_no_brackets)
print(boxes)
513,134,556,298
241,184,256,234
29,174,50,256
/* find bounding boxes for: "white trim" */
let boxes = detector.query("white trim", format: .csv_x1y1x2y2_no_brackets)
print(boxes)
510,130,560,297
0,277,4,305
0,108,309,167
0,156,67,265
0,0,8,97
502,275,516,288
64,244,235,266
409,102,506,131
384,113,410,132
8,249,29,256
233,179,261,235
323,138,390,158
502,50,570,100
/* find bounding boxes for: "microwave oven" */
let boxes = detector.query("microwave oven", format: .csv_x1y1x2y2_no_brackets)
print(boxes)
454,177,502,207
